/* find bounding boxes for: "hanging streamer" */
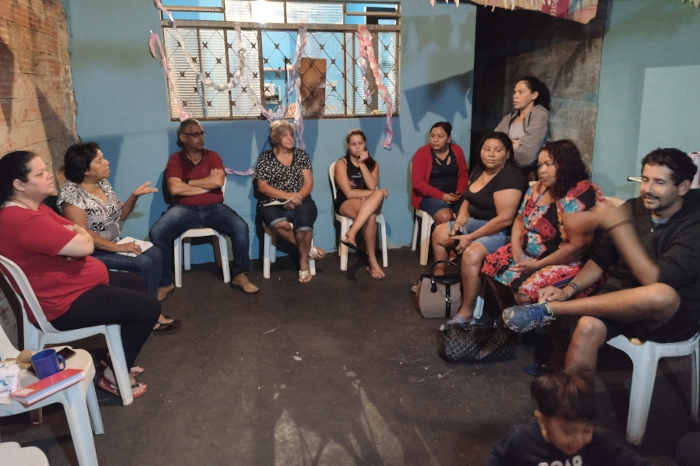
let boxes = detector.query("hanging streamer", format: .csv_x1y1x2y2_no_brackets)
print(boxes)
356,26,394,150
148,32,188,121
150,1,309,174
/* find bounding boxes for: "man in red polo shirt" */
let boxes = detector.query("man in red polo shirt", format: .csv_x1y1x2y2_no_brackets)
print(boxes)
149,118,258,297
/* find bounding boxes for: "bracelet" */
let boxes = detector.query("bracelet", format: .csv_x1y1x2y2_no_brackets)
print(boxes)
603,219,632,236
455,221,464,227
565,282,580,296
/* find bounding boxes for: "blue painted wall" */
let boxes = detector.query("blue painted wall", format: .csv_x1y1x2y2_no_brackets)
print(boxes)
591,0,700,199
61,0,476,263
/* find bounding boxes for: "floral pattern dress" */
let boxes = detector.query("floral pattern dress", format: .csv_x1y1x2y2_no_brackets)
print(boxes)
481,180,604,301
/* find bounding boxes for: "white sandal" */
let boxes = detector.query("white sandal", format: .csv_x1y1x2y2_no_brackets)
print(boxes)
298,270,312,283
308,246,325,260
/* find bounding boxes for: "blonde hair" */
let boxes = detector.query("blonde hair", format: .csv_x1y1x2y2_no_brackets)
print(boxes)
269,120,295,147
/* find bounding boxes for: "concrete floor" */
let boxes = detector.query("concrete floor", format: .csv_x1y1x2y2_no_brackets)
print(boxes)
1,247,696,465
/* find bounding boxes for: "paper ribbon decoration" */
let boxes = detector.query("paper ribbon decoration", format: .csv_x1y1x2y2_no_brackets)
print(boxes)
427,0,601,24
356,26,394,149
150,1,309,174
148,32,188,122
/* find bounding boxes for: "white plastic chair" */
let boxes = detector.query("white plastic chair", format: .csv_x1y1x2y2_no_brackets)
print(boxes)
607,332,700,445
262,223,316,279
411,209,434,266
329,161,388,271
173,178,231,287
0,254,134,406
409,161,435,266
0,324,103,466
0,443,49,466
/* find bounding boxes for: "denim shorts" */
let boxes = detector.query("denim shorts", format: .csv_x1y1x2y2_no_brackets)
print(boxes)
449,217,507,254
419,197,464,217
258,196,318,231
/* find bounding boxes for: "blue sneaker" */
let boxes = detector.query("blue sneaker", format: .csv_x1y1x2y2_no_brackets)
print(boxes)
502,302,555,333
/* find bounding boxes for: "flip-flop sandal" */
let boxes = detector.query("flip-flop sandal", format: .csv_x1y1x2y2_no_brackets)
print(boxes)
298,270,312,283
340,236,358,249
308,246,325,260
365,266,385,280
98,377,147,399
152,318,182,335
100,359,144,378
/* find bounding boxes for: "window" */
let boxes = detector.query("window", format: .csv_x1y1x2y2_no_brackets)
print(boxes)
160,1,400,120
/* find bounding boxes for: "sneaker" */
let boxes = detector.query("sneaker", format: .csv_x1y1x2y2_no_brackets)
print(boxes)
230,273,260,294
502,302,555,333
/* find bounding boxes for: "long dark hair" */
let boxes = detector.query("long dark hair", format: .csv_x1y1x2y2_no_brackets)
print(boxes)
517,76,551,111
64,142,101,183
345,129,377,172
0,151,37,206
474,131,514,169
542,140,589,200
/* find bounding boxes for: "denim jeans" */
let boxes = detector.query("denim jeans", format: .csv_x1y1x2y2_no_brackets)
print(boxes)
149,203,251,286
92,247,163,298
257,196,318,231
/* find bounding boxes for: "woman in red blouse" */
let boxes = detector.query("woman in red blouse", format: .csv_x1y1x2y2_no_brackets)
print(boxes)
0,151,159,399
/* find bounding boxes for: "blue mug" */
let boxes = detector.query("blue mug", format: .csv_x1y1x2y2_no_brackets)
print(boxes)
31,349,66,379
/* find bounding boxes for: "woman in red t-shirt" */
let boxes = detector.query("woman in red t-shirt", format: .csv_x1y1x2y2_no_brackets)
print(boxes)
0,151,159,400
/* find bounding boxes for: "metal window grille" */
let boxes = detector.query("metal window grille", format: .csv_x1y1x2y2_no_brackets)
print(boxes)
160,1,400,120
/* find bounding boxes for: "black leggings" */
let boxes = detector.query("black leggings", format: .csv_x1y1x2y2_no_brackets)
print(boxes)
51,272,160,369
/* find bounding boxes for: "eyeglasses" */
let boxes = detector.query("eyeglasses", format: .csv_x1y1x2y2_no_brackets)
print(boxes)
183,131,206,138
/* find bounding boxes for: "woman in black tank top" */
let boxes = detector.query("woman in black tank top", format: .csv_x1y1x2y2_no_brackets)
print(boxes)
334,129,388,279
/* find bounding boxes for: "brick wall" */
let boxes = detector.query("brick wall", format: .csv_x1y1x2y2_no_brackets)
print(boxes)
0,0,78,347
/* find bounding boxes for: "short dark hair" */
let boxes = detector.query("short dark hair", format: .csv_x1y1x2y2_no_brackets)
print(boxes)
475,131,514,167
641,148,697,185
0,151,38,205
542,140,589,200
517,76,551,111
430,121,452,138
63,142,101,183
531,369,596,423
176,117,202,148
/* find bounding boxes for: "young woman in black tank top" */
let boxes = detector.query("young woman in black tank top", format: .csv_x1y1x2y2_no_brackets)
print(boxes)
334,129,388,279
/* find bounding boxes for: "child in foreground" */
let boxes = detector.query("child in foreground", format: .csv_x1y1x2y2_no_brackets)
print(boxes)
486,370,651,466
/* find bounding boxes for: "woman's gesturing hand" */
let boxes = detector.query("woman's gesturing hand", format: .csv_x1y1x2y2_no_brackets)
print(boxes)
131,182,158,198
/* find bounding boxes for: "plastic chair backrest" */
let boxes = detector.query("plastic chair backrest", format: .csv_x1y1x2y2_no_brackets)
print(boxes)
0,316,20,360
329,161,338,200
0,255,58,335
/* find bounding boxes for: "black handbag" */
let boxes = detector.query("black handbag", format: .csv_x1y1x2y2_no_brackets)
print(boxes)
416,260,462,318
436,321,515,363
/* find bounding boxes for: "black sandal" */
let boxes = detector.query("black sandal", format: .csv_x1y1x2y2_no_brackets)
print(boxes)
152,317,182,335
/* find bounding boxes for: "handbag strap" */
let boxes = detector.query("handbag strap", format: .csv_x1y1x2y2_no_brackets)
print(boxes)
428,260,461,277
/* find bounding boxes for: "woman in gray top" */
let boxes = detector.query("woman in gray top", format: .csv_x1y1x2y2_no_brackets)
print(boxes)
495,76,551,174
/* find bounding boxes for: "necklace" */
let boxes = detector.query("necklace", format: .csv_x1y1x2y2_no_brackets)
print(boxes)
534,187,549,205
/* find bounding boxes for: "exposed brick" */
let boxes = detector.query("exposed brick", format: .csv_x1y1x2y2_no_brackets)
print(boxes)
1,0,76,175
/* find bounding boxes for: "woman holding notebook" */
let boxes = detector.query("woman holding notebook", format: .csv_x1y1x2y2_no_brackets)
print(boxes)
57,142,180,334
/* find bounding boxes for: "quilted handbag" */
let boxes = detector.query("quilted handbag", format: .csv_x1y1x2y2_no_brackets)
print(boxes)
416,260,462,318
436,321,515,363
